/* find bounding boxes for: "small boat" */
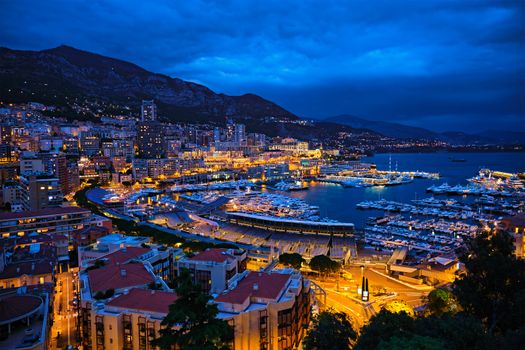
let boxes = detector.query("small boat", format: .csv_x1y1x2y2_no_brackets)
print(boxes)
449,157,467,162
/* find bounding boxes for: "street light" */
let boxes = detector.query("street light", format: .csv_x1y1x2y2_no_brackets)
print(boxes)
357,265,365,295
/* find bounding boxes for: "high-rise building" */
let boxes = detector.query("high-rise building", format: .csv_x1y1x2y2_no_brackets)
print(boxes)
19,174,63,211
141,100,157,122
0,143,11,162
80,134,101,156
19,154,45,175
1,181,23,209
56,154,80,195
137,122,164,159
213,127,222,142
63,137,80,156
226,122,235,141
0,124,11,143
102,139,135,160
234,123,246,144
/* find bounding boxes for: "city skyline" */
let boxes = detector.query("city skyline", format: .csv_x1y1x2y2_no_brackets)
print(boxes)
1,1,524,132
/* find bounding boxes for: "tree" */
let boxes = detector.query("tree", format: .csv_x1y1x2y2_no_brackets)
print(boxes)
309,255,341,275
86,259,105,271
382,300,415,317
152,269,233,350
453,230,525,335
424,288,460,316
93,291,105,300
376,335,446,350
303,310,357,350
354,310,416,350
413,315,487,350
279,253,305,269
148,281,162,290
2,202,11,212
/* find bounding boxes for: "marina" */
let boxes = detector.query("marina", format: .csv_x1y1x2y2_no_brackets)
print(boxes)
86,152,524,260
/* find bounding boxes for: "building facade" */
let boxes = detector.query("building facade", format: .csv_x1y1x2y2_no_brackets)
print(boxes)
137,122,164,159
0,206,92,238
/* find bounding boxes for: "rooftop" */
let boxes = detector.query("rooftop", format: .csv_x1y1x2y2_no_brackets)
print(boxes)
215,271,290,305
189,248,235,263
96,233,149,245
73,225,109,236
501,213,525,229
100,247,151,266
0,206,91,221
87,263,154,294
107,288,178,314
227,211,354,228
0,294,42,324
0,259,54,279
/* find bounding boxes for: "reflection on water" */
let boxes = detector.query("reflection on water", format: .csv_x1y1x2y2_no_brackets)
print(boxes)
287,152,525,229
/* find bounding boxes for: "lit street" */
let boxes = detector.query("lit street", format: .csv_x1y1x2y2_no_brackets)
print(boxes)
52,271,79,350
310,265,430,326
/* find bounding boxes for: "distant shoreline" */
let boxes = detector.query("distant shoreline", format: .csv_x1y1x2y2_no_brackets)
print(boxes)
373,147,525,155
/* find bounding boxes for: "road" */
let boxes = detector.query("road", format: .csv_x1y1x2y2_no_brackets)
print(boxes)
52,271,79,350
311,265,430,326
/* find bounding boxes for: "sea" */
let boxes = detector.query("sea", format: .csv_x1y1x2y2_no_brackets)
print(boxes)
286,152,525,229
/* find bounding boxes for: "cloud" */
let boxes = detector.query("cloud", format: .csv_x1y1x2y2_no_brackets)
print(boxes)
0,0,524,132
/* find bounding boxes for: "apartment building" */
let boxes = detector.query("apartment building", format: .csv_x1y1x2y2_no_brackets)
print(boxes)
79,249,172,350
78,247,313,350
19,174,63,211
0,206,92,238
177,248,247,294
215,269,311,350
80,288,177,350
80,245,182,283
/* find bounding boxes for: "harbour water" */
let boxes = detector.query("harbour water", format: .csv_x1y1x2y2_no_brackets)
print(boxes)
287,152,525,229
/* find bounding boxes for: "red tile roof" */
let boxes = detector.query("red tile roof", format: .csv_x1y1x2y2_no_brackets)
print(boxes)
189,248,234,263
53,234,68,241
13,234,53,246
87,263,154,293
72,226,109,245
0,259,54,279
107,288,178,314
1,234,53,249
100,247,151,266
0,206,91,221
215,271,290,304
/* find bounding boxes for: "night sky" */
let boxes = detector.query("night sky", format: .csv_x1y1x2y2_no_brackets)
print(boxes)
1,0,524,132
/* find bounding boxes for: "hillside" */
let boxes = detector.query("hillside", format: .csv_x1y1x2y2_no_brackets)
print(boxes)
0,45,298,123
326,115,524,145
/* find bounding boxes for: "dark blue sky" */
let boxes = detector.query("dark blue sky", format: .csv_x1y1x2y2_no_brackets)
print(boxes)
1,0,524,132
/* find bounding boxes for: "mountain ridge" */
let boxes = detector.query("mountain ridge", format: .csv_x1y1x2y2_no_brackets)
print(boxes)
0,45,299,123
325,115,525,145
1,45,521,145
